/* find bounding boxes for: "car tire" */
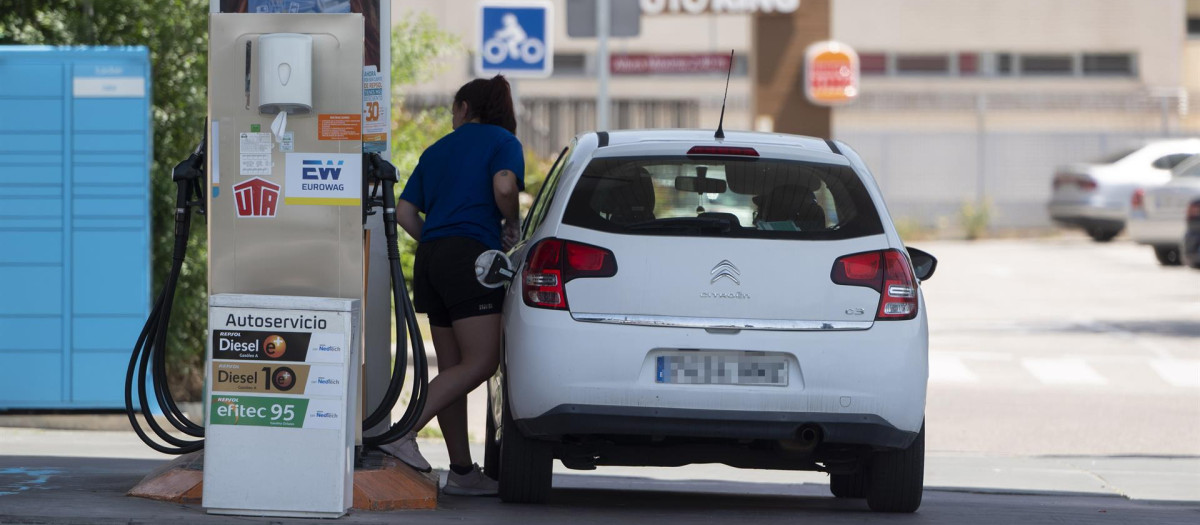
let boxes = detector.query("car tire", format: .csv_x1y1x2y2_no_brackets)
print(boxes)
1086,227,1120,242
498,384,553,504
829,470,868,498
483,391,500,480
1154,245,1183,266
866,423,924,513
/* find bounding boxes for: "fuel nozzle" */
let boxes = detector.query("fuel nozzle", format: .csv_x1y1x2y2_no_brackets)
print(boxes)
171,138,207,235
363,152,401,258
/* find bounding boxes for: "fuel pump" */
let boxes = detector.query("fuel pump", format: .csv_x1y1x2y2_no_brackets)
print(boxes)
123,13,432,518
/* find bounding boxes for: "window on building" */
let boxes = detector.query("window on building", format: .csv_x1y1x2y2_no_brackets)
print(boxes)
1188,17,1200,37
553,54,587,77
859,53,887,75
1081,53,1135,76
958,53,978,75
996,53,1014,75
1020,54,1074,75
895,54,950,74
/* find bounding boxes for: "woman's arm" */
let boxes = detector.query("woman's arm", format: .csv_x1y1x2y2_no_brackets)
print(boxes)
396,199,423,242
494,169,521,249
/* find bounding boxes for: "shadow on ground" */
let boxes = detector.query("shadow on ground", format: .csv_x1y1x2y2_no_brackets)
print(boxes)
1,456,1198,524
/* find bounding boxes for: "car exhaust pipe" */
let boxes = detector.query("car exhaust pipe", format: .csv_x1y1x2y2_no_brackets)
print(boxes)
797,424,822,447
780,424,823,452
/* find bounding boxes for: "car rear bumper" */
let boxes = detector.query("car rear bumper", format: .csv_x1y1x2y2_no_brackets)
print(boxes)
1128,214,1186,246
501,290,929,438
515,404,920,449
1047,201,1126,229
1184,226,1200,267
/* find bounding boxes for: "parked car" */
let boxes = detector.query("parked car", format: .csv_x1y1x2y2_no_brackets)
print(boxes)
1129,154,1200,265
1047,139,1200,242
1184,198,1200,269
489,130,935,513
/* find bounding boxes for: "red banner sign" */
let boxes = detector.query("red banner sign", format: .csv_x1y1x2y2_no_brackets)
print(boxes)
611,53,733,75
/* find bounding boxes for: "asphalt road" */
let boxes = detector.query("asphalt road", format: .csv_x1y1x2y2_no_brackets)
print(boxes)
1,235,1198,523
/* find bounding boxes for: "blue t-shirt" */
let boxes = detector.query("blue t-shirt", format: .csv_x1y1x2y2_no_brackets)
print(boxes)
399,123,525,250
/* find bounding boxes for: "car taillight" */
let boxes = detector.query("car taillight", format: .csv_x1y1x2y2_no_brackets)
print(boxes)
831,249,918,321
523,238,618,310
1131,188,1145,210
1188,200,1200,221
1053,173,1096,191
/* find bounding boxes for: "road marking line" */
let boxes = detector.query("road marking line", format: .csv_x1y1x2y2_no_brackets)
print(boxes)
929,356,979,383
1022,358,1108,386
1149,359,1200,388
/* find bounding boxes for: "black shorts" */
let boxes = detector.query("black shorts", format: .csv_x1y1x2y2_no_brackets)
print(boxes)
412,236,505,327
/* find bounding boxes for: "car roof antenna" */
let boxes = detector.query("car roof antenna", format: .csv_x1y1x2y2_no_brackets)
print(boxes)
715,49,734,140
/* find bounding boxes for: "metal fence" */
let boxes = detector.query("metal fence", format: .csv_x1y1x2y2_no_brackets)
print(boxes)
405,95,700,158
835,90,1196,229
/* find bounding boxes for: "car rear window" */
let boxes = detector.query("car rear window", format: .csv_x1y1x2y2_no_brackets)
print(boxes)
561,156,884,240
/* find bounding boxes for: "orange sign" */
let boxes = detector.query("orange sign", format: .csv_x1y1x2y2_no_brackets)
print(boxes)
805,41,859,106
317,113,362,141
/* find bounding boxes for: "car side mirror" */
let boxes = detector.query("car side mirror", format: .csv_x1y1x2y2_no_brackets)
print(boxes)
907,247,937,281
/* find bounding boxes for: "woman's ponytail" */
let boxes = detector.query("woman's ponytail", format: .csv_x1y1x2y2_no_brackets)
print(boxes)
453,75,518,135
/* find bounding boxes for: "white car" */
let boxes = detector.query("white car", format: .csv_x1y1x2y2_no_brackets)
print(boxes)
488,130,936,513
1048,139,1200,242
1128,154,1200,265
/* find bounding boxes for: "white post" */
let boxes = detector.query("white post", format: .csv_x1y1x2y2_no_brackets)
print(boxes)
596,0,610,131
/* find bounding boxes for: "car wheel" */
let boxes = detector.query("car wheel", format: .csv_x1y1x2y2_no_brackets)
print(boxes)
1086,227,1120,242
829,470,868,498
1154,245,1183,266
483,390,500,480
866,423,924,513
498,384,553,504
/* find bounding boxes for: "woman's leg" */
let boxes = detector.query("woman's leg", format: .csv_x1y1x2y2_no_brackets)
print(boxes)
413,314,502,434
429,325,472,468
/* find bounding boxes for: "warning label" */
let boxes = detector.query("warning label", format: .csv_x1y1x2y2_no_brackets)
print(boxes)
317,114,361,141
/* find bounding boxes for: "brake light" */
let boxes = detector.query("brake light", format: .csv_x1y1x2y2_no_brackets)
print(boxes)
1053,173,1096,191
831,249,918,321
687,146,759,157
1187,200,1200,221
523,238,618,310
1131,188,1145,210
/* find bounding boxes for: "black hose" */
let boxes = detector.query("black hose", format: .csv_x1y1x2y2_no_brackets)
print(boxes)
361,154,429,446
125,148,429,454
123,149,207,454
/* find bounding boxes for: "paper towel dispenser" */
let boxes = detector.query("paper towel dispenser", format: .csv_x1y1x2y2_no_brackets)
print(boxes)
257,33,312,115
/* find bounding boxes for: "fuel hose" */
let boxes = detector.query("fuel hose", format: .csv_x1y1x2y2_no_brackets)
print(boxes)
125,148,430,453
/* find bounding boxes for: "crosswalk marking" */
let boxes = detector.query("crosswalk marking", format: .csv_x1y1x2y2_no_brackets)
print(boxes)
1020,358,1108,386
929,356,979,383
1149,359,1200,388
926,353,1200,390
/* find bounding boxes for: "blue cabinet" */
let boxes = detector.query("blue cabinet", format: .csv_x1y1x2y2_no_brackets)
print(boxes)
0,46,151,409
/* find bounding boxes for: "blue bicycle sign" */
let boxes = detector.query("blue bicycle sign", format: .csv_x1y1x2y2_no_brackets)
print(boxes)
476,1,554,78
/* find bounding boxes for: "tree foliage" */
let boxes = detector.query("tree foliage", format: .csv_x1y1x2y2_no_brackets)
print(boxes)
1,0,210,399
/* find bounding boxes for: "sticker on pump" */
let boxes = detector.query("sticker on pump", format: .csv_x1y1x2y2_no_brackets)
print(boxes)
210,362,345,397
209,395,345,430
284,153,362,206
212,329,346,364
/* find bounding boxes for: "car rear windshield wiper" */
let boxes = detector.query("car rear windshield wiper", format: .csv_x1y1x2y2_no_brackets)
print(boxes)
626,217,734,233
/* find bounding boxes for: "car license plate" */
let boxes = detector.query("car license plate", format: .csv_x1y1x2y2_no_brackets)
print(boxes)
656,352,788,386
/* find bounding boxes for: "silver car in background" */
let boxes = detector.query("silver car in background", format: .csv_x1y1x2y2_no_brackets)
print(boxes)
1129,154,1200,265
1048,139,1200,242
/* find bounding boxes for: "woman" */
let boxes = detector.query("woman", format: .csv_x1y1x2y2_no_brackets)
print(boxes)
387,75,523,496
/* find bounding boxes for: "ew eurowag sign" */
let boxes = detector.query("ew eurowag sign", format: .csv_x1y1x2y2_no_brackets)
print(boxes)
805,41,859,106
639,0,800,14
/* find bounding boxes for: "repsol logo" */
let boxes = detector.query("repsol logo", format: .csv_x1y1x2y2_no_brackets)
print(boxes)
225,314,327,330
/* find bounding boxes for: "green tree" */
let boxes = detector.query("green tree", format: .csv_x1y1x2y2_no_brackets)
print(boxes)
1,0,210,399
